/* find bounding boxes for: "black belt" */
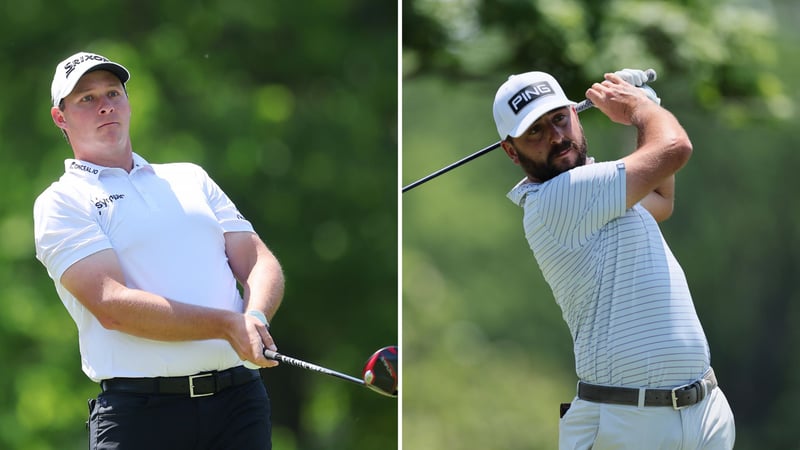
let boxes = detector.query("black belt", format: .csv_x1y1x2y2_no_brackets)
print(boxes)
578,368,717,410
100,366,261,398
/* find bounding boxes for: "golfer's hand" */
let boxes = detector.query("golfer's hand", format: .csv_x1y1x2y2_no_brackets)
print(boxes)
614,69,661,105
234,313,279,369
585,73,660,126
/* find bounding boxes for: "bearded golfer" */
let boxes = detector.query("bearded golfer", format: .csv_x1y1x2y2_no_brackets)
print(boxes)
494,70,735,449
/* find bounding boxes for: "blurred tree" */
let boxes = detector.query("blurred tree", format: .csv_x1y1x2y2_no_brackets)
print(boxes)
404,0,790,123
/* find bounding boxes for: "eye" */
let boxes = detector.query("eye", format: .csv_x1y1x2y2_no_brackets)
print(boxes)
553,113,567,124
108,90,120,98
526,124,541,136
80,95,94,102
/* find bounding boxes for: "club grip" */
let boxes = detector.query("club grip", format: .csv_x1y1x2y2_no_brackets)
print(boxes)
263,348,281,361
644,68,657,83
577,68,658,114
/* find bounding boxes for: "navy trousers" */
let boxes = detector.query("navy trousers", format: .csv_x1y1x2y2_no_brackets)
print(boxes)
88,379,271,450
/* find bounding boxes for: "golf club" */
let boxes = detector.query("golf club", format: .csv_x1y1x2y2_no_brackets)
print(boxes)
402,69,657,193
263,345,398,398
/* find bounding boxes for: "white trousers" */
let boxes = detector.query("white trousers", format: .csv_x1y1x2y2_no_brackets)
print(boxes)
559,387,735,450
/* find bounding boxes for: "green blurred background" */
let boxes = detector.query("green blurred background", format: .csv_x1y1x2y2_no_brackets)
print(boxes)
0,1,397,449
403,0,800,449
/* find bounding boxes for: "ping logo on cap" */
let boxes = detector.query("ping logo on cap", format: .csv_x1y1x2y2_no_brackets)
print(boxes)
508,82,554,114
63,54,110,79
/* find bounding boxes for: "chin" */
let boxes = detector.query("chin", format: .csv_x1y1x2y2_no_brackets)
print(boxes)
558,153,584,172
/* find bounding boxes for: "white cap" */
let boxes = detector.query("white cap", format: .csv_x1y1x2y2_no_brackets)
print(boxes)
492,71,575,139
51,52,130,107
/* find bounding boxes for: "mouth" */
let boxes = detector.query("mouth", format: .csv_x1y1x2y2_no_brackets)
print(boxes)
98,122,119,129
550,144,573,162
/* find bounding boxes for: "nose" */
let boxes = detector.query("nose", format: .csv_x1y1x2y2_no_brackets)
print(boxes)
547,123,565,144
98,97,114,115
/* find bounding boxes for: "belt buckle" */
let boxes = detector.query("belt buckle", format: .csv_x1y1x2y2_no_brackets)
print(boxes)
189,373,215,398
670,383,693,410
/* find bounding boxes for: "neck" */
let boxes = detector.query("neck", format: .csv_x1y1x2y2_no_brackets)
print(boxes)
72,144,134,172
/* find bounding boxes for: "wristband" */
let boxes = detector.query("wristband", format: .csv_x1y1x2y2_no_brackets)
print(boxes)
246,310,270,330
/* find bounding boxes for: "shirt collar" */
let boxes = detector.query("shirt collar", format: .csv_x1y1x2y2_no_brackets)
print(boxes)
63,152,152,179
131,152,152,174
507,177,540,206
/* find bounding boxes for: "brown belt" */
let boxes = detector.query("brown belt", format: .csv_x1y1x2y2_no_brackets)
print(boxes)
577,368,717,410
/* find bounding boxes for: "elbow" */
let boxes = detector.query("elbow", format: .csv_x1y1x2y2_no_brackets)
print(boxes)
95,311,123,330
89,293,127,331
655,133,692,175
672,134,693,169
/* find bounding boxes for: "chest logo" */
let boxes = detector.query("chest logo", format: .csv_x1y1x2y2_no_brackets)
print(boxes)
94,194,126,215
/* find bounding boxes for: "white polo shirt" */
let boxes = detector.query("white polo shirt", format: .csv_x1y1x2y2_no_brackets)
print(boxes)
34,153,255,381
507,161,710,388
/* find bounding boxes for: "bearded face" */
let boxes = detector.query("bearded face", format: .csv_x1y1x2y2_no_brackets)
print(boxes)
512,134,588,182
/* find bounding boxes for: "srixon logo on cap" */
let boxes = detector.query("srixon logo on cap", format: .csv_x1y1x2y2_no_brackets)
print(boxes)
508,82,554,114
64,54,109,78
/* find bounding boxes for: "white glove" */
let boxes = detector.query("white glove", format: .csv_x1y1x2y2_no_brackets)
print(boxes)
639,84,662,105
614,68,661,105
614,68,650,86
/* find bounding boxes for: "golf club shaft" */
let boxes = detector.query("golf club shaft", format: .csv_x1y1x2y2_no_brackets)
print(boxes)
402,69,656,193
401,141,500,193
263,348,365,386
401,98,596,193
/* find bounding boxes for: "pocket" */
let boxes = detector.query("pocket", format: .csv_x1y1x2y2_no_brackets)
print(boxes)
90,392,175,449
96,392,152,413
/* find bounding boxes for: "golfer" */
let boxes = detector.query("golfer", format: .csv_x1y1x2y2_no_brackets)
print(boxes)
34,51,283,449
494,70,735,449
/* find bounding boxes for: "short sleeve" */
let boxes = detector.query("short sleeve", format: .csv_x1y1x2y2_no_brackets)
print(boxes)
193,165,255,234
535,161,627,248
33,185,113,282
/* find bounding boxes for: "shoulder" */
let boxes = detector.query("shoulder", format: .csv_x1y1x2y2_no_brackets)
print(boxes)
564,160,625,183
150,161,212,180
537,161,623,199
34,175,89,213
151,161,205,173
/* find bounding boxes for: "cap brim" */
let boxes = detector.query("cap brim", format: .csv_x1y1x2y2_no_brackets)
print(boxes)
53,62,130,107
86,63,130,84
508,98,577,138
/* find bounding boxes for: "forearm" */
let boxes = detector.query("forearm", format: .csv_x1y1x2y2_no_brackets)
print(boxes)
631,103,692,174
61,248,239,342
61,246,277,367
587,72,692,185
225,231,285,321
241,249,284,321
92,281,275,367
100,285,240,342
621,103,692,209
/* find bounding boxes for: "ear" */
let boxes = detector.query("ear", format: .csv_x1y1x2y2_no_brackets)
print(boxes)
500,140,520,165
51,106,67,130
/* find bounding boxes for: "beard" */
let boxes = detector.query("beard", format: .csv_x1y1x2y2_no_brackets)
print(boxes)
515,135,588,182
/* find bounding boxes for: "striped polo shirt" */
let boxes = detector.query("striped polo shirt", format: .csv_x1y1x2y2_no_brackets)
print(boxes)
507,161,709,388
